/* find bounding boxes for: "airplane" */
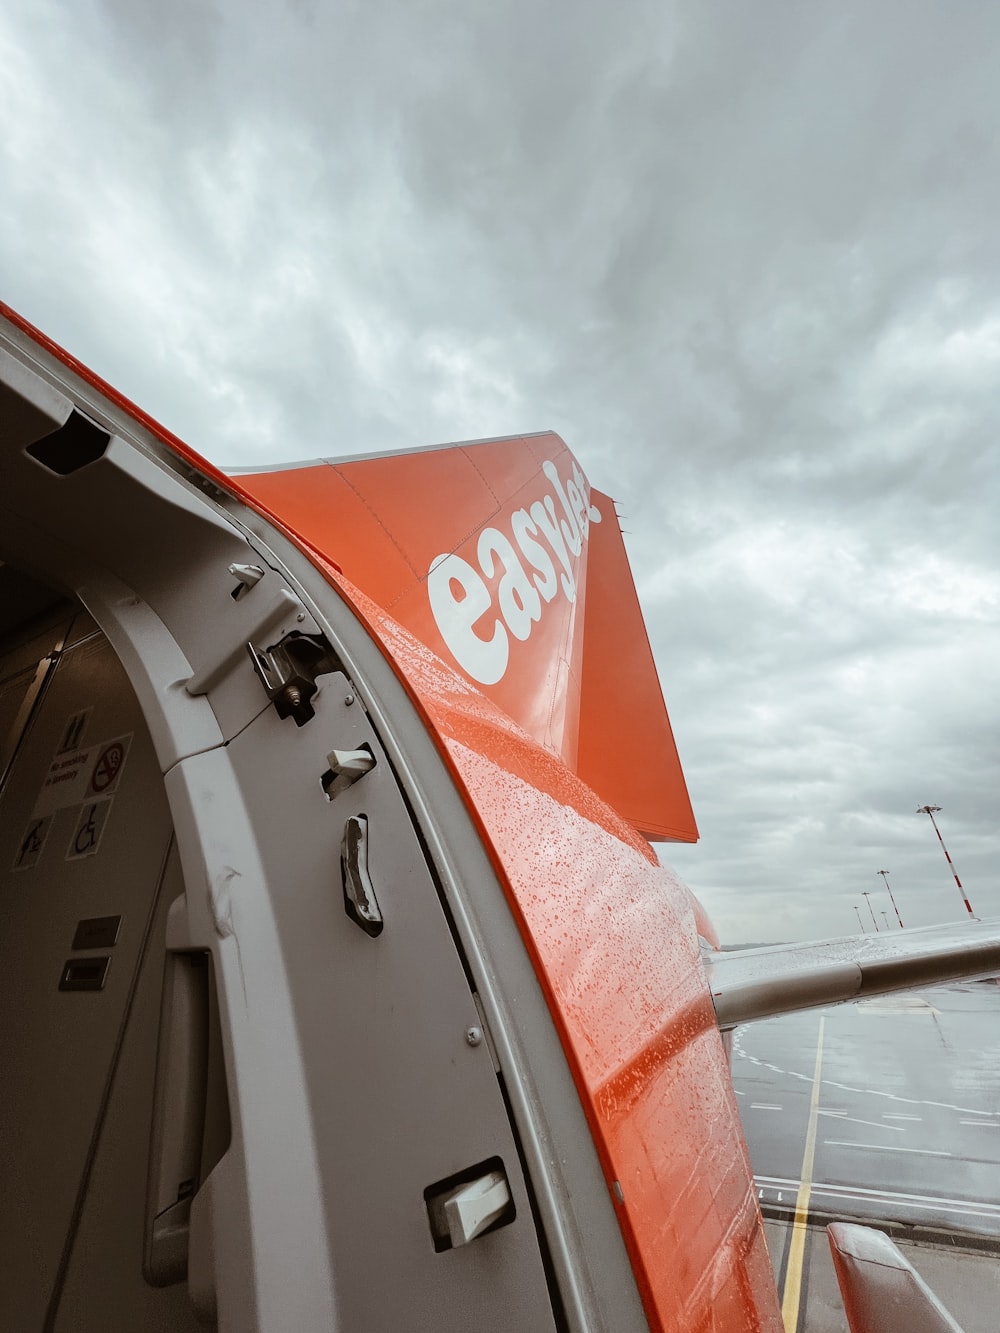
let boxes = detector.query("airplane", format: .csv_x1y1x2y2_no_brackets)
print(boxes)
1,298,997,1331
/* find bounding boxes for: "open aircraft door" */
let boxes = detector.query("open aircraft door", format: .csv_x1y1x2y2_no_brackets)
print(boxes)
0,312,648,1331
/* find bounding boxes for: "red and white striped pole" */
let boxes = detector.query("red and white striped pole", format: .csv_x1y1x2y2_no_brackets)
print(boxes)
917,805,976,919
877,869,904,928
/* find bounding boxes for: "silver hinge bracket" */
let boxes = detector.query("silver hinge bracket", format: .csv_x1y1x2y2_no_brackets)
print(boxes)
247,631,342,726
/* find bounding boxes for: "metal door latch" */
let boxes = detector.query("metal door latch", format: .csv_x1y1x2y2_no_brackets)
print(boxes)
247,631,341,726
424,1159,515,1251
228,563,265,600
321,747,376,800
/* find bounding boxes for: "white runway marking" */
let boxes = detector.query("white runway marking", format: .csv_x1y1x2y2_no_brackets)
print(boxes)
859,997,940,1015
960,1118,1000,1127
824,1140,952,1156
750,1102,783,1110
818,1110,904,1132
755,1173,1000,1222
883,1113,922,1121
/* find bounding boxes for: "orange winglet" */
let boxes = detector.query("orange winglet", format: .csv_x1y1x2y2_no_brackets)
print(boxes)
577,488,697,841
237,436,696,843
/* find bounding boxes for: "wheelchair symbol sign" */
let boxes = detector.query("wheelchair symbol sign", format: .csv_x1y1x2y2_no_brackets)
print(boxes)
66,798,114,861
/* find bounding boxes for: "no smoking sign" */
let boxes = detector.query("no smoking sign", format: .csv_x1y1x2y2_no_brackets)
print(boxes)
90,741,127,794
32,732,134,818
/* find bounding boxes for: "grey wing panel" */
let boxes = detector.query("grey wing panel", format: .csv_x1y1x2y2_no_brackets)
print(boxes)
704,919,1000,1027
827,1223,965,1333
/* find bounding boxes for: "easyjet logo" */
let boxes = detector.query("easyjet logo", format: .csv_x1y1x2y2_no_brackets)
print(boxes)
428,459,601,684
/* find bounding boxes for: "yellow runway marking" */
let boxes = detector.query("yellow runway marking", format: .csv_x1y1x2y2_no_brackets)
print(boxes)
780,1016,826,1333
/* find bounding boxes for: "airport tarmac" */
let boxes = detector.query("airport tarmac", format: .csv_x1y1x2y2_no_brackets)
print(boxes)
734,981,1000,1331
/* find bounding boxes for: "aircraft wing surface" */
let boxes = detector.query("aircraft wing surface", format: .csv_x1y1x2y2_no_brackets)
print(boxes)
704,918,1000,1027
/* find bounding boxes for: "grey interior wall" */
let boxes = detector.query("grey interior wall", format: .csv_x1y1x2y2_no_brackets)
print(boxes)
0,620,206,1331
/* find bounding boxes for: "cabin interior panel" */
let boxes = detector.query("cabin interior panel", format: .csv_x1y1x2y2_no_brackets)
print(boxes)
0,585,207,1330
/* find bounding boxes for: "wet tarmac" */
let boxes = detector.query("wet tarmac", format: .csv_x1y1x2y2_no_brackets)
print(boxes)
734,981,1000,1330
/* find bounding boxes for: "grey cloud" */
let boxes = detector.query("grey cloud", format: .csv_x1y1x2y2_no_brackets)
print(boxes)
2,0,998,939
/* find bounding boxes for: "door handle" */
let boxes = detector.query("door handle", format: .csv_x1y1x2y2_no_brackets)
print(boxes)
144,899,230,1289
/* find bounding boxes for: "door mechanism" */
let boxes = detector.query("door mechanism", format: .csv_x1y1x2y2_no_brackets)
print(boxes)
321,747,376,801
247,631,341,726
341,814,383,937
424,1158,515,1252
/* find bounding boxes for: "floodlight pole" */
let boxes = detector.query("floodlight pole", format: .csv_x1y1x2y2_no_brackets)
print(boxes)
916,805,976,919
861,890,879,931
853,906,866,933
877,869,904,928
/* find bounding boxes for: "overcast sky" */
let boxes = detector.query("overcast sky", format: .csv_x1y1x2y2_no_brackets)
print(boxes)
3,1,997,942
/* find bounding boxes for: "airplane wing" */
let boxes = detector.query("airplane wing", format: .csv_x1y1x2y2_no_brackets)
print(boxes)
704,918,1000,1027
827,1223,965,1333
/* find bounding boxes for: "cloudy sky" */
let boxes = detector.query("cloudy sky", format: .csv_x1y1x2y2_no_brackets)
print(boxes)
3,1,998,942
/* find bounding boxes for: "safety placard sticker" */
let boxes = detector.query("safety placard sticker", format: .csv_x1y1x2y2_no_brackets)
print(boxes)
58,708,93,754
11,813,54,871
66,798,114,861
33,732,133,818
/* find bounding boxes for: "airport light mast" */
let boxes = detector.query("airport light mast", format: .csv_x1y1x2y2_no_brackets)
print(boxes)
916,805,976,919
861,890,879,931
853,905,866,933
877,869,904,928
